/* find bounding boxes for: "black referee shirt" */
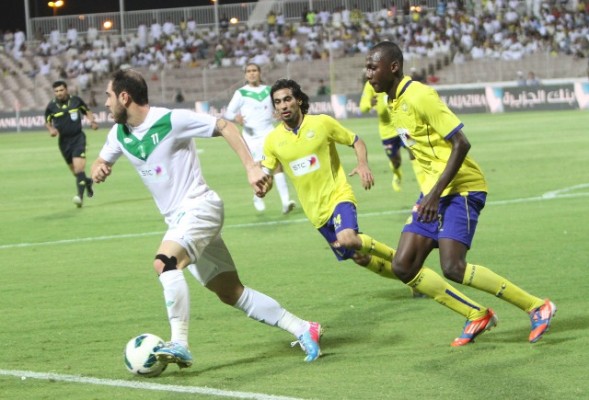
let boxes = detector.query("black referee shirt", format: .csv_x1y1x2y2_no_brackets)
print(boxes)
45,95,91,138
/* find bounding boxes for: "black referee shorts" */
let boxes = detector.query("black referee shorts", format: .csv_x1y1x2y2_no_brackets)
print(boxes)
58,132,87,164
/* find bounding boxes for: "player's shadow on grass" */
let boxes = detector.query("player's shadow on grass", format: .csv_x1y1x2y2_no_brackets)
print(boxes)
90,196,153,208
37,211,79,220
162,355,262,377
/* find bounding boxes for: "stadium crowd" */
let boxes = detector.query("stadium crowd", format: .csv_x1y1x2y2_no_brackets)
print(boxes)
1,0,588,92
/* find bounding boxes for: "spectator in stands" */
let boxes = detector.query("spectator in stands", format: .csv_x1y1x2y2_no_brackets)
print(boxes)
331,7,343,28
350,4,364,29
527,71,541,86
213,43,225,67
163,19,176,37
87,25,98,44
57,65,68,80
219,14,230,32
38,38,51,56
49,27,60,48
318,8,331,26
88,90,98,107
13,28,26,54
77,71,90,92
150,19,163,42
410,66,426,83
175,89,185,103
516,71,527,86
66,24,78,47
186,18,197,34
137,21,148,49
276,11,285,36
306,9,317,26
266,10,277,34
3,30,14,53
316,79,331,95
39,58,51,75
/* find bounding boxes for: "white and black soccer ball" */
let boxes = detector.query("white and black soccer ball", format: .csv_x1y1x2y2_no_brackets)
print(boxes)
123,333,167,377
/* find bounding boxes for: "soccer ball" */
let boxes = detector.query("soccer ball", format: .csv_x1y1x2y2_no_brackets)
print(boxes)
123,333,167,377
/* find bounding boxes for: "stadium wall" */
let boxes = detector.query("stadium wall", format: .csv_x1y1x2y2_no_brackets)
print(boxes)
2,80,588,132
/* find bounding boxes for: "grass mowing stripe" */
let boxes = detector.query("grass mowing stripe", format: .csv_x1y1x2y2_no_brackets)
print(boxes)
0,369,305,400
1,186,588,250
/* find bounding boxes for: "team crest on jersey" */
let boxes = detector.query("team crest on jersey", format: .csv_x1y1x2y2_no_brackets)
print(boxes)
396,128,416,147
289,154,320,176
306,130,315,139
402,103,408,112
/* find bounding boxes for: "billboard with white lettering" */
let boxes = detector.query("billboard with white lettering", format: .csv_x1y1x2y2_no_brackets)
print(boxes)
1,81,587,132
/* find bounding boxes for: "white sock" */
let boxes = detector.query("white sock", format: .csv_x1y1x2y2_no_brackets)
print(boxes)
233,287,308,337
277,311,310,338
159,269,190,347
274,172,291,206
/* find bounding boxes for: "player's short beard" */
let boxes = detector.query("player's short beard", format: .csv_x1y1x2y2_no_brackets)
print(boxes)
112,105,128,124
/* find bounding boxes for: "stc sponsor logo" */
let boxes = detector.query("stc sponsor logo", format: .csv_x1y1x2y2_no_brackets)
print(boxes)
289,154,320,177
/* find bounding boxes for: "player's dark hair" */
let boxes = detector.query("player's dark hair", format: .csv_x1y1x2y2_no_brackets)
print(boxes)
244,62,263,83
52,80,67,89
111,69,149,105
371,41,404,74
270,79,310,115
245,62,261,73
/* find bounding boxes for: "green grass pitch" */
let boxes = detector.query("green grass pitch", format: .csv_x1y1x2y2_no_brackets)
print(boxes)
1,110,588,399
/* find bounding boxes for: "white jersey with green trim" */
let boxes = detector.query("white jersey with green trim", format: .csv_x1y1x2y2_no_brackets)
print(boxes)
224,84,274,138
99,106,217,219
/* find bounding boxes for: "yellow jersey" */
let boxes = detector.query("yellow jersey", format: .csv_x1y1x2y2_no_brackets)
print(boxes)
388,76,487,196
262,114,357,228
359,81,397,140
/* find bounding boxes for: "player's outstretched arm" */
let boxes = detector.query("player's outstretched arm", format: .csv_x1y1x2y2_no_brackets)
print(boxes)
348,137,374,190
213,118,270,195
86,111,99,130
91,157,113,183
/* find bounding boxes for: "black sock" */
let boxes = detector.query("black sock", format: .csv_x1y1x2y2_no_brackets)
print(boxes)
75,172,87,198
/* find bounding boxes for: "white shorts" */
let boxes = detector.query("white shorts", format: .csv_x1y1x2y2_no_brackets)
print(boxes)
243,134,266,162
163,190,236,285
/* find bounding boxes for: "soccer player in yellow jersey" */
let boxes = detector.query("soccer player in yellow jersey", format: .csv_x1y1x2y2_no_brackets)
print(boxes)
365,41,556,346
261,79,420,290
359,79,425,192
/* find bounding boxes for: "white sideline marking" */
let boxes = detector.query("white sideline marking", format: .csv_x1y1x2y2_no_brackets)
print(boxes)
0,369,304,400
1,185,588,251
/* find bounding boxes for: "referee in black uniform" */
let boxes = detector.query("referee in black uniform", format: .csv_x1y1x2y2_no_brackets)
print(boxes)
45,80,99,208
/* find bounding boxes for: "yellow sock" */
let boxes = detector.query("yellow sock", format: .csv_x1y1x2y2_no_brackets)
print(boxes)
409,267,487,320
363,255,398,279
411,159,426,192
463,264,544,313
358,233,395,260
393,167,402,180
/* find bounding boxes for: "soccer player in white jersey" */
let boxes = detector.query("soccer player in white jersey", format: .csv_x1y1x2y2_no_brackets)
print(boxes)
91,69,322,367
224,63,296,214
